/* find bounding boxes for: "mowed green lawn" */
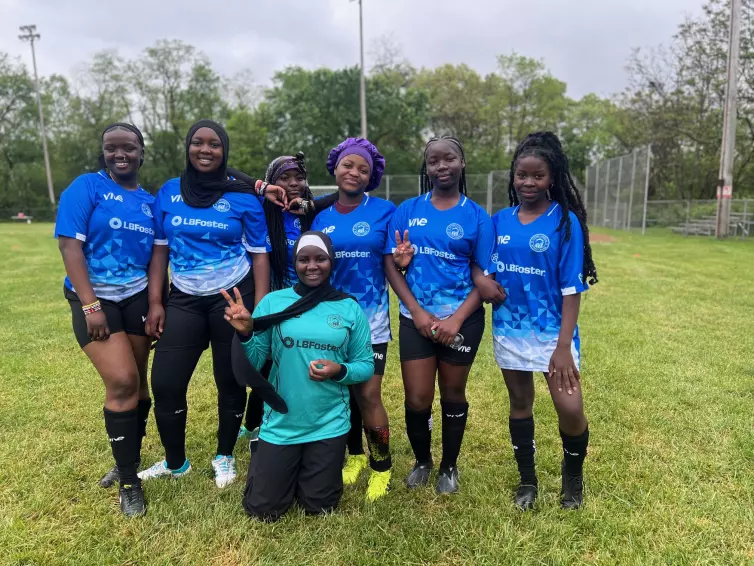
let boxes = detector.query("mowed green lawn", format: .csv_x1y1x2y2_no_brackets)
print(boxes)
1,223,754,565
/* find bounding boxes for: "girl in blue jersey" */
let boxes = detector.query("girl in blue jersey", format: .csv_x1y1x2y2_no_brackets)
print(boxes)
384,136,495,494
312,138,408,502
140,120,271,490
480,131,598,510
55,123,154,517
223,231,374,521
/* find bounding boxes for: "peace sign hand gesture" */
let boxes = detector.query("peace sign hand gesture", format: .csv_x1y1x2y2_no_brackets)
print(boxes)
393,230,414,270
220,287,253,336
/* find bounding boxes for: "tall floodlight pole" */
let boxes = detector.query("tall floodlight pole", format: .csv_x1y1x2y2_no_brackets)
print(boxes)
716,0,742,238
19,25,55,206
357,0,367,138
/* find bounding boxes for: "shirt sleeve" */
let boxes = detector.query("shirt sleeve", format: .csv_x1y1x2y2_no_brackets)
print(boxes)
241,195,268,254
472,209,495,276
487,212,501,275
152,187,168,245
383,201,405,255
334,302,375,385
240,296,273,369
54,175,95,242
559,211,588,296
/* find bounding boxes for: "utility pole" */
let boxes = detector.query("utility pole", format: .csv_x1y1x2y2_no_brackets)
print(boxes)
19,25,55,206
357,0,367,138
716,0,742,238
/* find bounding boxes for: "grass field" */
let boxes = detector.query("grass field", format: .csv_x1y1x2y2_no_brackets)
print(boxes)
1,224,754,565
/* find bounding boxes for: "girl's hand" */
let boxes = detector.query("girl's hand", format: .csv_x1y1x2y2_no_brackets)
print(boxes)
220,287,253,335
412,308,436,340
476,278,506,305
287,197,309,216
431,316,462,347
308,359,342,382
549,345,580,395
86,310,110,341
263,185,288,208
393,230,414,269
145,303,165,339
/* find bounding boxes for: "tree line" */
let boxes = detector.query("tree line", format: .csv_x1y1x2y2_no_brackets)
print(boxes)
1,0,751,213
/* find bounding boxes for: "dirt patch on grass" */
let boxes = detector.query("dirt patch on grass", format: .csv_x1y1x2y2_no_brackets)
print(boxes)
591,233,617,244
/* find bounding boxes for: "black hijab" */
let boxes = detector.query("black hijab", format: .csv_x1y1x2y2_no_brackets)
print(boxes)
179,119,258,208
231,232,355,413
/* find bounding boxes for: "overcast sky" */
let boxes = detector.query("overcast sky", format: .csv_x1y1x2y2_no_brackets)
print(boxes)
1,0,705,99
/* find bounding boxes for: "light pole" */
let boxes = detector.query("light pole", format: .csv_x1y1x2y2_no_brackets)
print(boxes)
19,25,55,206
715,0,742,238
353,0,367,138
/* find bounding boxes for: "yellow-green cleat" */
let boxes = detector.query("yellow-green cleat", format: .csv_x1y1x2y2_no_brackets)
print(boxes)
342,454,368,485
366,469,391,502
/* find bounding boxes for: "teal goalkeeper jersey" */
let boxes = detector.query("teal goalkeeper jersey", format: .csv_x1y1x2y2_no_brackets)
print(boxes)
241,287,374,445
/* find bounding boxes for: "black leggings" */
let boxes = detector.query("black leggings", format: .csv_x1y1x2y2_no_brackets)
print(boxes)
151,276,253,469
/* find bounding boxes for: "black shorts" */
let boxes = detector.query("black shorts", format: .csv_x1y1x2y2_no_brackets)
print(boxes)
399,307,485,366
372,343,388,376
242,434,347,522
65,286,149,348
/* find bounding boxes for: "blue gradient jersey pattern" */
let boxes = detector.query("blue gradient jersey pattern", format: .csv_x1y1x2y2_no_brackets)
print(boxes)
488,203,588,369
152,178,268,296
54,171,155,302
385,191,494,320
312,195,396,344
265,211,301,288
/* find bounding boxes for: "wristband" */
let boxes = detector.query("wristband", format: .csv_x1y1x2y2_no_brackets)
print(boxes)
82,300,102,316
259,182,269,196
301,199,312,214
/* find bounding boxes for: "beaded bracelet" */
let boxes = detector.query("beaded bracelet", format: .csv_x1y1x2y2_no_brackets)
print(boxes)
82,300,102,316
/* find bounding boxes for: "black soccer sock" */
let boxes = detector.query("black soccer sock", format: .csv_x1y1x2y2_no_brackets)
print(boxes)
561,426,589,477
365,426,392,472
405,405,432,464
245,391,264,430
217,395,245,457
347,392,365,455
137,398,152,454
103,407,140,486
509,416,537,485
154,404,188,470
439,401,469,470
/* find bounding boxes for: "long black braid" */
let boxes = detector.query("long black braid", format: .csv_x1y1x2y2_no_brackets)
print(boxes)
420,136,467,195
508,131,598,285
263,152,338,290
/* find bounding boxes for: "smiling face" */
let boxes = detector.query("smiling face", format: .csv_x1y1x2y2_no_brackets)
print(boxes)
295,245,332,287
425,140,465,192
513,154,552,205
102,128,142,181
188,127,224,173
334,154,370,197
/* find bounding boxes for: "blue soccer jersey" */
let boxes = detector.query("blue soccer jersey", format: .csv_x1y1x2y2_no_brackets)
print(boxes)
385,191,494,320
489,202,588,371
152,178,268,296
54,171,155,302
265,211,301,288
312,195,396,344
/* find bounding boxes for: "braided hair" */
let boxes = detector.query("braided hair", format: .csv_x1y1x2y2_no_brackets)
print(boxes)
508,131,598,285
420,136,467,195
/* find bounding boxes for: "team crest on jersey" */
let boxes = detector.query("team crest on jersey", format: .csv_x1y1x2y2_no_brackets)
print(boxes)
141,203,153,218
327,314,344,329
266,235,271,245
491,253,499,263
213,198,231,213
352,222,370,237
529,234,550,252
294,218,301,230
446,223,464,240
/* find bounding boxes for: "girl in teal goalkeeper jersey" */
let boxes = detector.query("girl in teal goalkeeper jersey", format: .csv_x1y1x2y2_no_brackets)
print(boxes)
221,231,374,521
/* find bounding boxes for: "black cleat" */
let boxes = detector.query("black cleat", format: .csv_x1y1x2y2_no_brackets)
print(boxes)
560,461,584,510
119,483,146,517
99,466,119,488
514,483,538,510
435,466,460,494
406,461,433,489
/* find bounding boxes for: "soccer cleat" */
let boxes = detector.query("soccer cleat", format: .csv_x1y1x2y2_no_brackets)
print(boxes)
342,454,368,486
560,461,584,510
119,483,146,517
99,466,119,488
365,469,392,502
211,455,237,489
237,425,251,441
435,466,460,494
406,460,433,489
137,459,191,481
514,484,538,511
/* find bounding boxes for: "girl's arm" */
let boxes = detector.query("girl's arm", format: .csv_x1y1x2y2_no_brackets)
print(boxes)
549,294,581,395
383,255,435,339
146,245,169,338
251,253,270,307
